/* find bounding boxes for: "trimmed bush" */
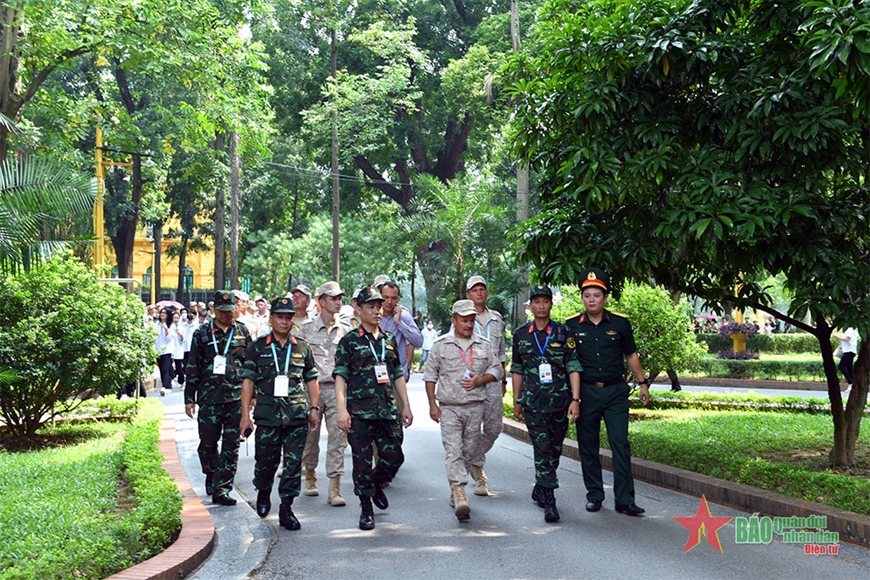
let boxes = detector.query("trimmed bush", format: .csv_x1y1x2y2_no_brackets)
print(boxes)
693,358,827,381
696,333,836,355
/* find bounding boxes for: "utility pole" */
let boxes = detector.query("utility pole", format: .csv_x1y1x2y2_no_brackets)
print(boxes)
512,0,530,327
213,132,226,292
331,28,341,283
230,131,240,290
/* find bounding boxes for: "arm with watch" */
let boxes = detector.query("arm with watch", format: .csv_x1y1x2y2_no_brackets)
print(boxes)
626,352,650,407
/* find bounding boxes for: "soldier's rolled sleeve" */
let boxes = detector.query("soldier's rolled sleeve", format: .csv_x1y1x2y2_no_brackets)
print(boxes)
184,327,203,404
509,335,523,375
484,352,504,382
240,340,259,381
332,339,351,382
303,347,319,381
389,334,405,381
565,345,583,374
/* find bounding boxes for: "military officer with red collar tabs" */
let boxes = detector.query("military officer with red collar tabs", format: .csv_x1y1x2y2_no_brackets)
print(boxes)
565,268,650,518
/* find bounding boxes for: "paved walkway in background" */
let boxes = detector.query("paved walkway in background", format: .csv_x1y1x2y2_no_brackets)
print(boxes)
156,378,870,580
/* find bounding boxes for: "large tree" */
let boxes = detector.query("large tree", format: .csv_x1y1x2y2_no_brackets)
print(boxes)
508,0,870,465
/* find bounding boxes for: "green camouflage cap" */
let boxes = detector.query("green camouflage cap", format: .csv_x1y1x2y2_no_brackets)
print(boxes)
214,291,236,312
529,284,553,299
356,286,384,305
271,296,295,314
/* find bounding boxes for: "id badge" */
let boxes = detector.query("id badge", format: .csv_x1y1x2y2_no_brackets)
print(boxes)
539,363,553,384
274,374,289,397
213,355,227,375
374,364,390,384
462,368,473,380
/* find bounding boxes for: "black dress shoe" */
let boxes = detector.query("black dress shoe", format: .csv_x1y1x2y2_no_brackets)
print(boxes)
585,500,602,512
373,485,389,510
205,474,215,496
615,503,646,516
256,489,271,518
279,501,300,530
213,493,237,506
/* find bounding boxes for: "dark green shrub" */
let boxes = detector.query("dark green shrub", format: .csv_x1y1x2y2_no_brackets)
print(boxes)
696,333,835,355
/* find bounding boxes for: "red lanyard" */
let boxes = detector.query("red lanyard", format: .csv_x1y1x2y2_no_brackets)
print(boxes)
456,344,474,367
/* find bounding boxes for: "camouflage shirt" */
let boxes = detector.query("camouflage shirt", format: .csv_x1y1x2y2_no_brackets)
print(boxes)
510,320,582,412
423,333,503,405
241,332,319,426
333,327,404,420
185,320,251,406
297,314,350,386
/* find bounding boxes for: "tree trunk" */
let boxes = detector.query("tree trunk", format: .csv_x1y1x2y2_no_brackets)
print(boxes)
816,312,849,466
842,340,869,465
331,28,340,283
175,234,188,303
0,2,22,164
229,130,240,290
110,154,142,288
213,132,226,292
153,219,163,302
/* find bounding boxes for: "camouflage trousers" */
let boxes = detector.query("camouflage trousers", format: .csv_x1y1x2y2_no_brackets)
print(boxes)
197,400,242,495
347,417,404,497
253,421,309,499
301,383,347,477
477,381,504,456
439,402,485,488
524,407,569,489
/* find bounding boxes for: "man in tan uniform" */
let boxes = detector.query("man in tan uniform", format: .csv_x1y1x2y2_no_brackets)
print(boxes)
297,282,352,504
424,300,503,521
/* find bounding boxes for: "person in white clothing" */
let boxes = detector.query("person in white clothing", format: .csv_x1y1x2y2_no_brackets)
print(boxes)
420,320,439,371
835,327,859,388
171,311,186,390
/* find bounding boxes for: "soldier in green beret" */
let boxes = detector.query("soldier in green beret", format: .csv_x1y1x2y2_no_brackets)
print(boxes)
334,286,413,530
511,284,581,523
565,268,651,517
240,296,320,531
185,290,252,505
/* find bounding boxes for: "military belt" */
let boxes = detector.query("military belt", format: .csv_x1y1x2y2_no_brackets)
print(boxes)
584,376,624,388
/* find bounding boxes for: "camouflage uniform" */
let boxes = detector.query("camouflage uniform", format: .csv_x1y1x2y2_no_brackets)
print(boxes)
298,314,351,478
511,320,581,489
424,332,503,488
185,319,251,497
241,333,318,499
333,327,405,496
474,307,507,454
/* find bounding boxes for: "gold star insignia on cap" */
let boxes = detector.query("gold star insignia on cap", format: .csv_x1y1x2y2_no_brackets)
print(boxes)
588,273,597,280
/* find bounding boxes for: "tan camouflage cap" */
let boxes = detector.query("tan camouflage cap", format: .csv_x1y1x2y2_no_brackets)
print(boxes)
316,281,345,298
466,275,486,291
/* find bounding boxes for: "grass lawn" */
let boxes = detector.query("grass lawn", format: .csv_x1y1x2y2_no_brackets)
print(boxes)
0,399,181,580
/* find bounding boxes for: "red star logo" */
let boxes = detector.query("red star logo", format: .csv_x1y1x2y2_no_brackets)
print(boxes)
673,495,733,553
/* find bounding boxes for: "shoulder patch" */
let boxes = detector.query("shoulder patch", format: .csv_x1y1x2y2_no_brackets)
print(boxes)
566,337,576,349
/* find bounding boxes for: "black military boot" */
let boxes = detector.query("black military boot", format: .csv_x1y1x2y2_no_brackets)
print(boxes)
205,473,215,496
543,487,560,523
373,482,389,510
279,497,300,530
531,484,546,508
359,496,375,530
256,489,271,518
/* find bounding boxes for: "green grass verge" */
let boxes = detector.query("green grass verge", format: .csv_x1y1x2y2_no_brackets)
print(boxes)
0,398,182,579
503,391,870,515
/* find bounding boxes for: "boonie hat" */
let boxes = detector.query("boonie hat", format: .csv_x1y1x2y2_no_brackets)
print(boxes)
529,284,553,299
466,275,486,291
373,275,391,289
271,296,295,314
579,268,610,293
291,284,312,298
317,281,345,298
452,299,477,317
357,286,384,305
214,291,236,312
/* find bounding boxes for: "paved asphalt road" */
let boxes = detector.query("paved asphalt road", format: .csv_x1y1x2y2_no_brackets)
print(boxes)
159,376,870,580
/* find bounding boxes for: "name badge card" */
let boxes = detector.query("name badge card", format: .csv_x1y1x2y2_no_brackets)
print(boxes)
462,368,474,380
274,374,289,397
539,363,553,384
374,364,390,384
213,355,227,375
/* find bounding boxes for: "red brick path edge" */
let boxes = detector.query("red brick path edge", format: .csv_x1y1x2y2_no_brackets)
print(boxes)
108,417,215,580
502,416,870,547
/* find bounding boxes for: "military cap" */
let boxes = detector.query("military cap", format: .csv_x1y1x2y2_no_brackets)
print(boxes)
213,291,236,311
452,299,477,317
466,275,486,290
291,284,312,297
232,289,250,301
579,268,610,293
271,296,295,314
529,284,553,299
253,295,266,303
373,275,392,289
357,286,384,305
316,281,345,298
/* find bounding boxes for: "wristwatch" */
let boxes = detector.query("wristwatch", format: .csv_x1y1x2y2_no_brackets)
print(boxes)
638,379,650,386
571,397,580,403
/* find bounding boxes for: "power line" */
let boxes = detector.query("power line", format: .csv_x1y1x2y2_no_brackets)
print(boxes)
261,161,416,188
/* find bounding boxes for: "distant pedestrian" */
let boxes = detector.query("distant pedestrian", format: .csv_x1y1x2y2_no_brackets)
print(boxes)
420,320,439,371
834,327,859,387
155,308,174,396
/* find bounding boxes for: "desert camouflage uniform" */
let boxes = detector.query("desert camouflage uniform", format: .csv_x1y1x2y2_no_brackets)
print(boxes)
423,333,503,488
474,308,507,455
298,314,351,477
511,320,581,489
333,327,404,496
241,332,318,499
185,320,251,496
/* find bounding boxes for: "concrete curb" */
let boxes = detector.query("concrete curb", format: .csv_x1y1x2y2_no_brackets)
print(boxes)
502,416,870,547
109,417,215,580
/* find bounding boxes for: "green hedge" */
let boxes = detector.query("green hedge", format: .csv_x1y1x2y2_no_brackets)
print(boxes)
696,333,835,355
693,358,827,381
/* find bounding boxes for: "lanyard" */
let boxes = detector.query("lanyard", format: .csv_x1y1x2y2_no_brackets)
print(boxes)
474,318,492,340
456,343,474,368
533,323,552,362
211,321,235,356
365,333,387,362
270,340,292,375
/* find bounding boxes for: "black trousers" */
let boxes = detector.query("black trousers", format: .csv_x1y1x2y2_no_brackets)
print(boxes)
838,352,856,385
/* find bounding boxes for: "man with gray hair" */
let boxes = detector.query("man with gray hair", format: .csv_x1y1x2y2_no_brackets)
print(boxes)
424,299,503,521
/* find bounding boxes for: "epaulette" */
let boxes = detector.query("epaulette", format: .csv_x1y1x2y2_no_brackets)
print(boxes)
433,333,451,343
610,311,628,318
565,312,583,321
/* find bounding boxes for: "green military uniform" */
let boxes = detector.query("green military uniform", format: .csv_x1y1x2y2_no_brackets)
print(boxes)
565,307,638,506
185,292,251,499
333,325,405,497
241,328,318,500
